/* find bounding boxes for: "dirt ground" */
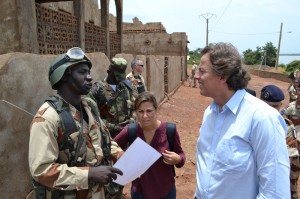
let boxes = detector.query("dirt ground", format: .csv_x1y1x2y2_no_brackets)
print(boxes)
122,73,290,199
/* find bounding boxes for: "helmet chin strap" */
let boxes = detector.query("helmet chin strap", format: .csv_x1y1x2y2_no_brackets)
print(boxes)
69,75,89,95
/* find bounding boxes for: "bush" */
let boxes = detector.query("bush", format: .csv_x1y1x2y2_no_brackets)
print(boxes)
286,60,300,74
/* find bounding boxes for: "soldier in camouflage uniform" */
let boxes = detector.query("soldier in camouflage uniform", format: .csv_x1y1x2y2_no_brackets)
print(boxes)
89,58,135,139
261,85,300,199
285,84,300,199
288,70,300,103
126,59,147,94
28,47,123,199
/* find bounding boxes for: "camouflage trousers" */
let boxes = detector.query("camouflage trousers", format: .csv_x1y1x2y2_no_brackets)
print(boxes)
290,156,300,199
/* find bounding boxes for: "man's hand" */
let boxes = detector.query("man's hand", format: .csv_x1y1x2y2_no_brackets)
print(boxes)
115,125,124,132
114,120,130,132
119,120,130,126
130,79,139,85
88,166,123,184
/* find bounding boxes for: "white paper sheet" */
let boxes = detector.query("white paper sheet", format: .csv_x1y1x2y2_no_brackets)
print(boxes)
113,137,162,185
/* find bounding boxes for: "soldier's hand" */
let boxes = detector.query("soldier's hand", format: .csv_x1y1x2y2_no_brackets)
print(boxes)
88,166,123,184
131,79,139,85
119,120,130,126
115,124,124,132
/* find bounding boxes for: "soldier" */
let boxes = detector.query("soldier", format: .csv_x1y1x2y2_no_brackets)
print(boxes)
261,84,300,199
28,47,124,198
89,57,135,139
260,85,285,111
190,61,198,87
126,59,147,94
285,84,300,199
288,73,299,102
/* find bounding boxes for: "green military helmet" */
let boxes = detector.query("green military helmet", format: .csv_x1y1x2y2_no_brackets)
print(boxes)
109,57,127,81
49,47,92,90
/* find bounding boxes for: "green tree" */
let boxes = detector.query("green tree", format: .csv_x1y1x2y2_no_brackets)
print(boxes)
242,47,263,65
242,42,277,66
286,60,300,74
262,42,277,66
188,48,202,64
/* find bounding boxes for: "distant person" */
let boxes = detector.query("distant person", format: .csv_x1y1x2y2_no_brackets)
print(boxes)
114,91,186,199
284,84,300,199
288,71,299,102
195,42,290,199
127,59,147,94
260,84,300,199
28,47,123,198
190,61,198,87
260,85,284,110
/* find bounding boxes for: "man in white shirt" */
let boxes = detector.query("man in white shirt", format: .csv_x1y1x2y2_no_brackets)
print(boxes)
194,42,290,199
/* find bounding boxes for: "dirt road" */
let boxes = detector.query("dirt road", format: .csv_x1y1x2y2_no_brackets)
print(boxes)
123,74,290,199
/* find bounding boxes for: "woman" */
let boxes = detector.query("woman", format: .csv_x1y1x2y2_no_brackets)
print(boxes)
114,91,186,199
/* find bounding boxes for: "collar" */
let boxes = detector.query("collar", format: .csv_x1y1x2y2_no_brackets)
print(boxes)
211,89,246,114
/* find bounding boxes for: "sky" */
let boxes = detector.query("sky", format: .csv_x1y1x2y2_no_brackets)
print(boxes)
105,0,300,65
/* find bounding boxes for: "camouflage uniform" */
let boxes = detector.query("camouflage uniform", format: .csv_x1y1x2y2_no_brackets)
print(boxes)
89,80,135,138
285,100,300,199
29,95,123,199
126,72,147,94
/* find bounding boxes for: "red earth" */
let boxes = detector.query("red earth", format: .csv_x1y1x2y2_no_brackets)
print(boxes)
122,74,290,199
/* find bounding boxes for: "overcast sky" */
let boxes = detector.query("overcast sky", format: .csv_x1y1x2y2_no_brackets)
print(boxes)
106,0,300,64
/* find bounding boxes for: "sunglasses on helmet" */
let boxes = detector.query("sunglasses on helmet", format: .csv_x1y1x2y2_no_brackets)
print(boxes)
50,47,86,72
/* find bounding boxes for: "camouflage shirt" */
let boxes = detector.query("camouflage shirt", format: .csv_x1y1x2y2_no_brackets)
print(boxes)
28,95,122,198
285,100,300,154
88,80,135,138
126,72,147,94
285,101,300,199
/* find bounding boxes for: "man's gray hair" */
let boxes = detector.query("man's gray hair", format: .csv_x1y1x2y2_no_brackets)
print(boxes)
131,59,141,69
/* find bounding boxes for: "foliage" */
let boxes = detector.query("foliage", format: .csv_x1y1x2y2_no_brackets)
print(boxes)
262,42,277,66
188,48,202,64
242,42,277,66
242,48,262,65
285,60,300,74
278,63,286,68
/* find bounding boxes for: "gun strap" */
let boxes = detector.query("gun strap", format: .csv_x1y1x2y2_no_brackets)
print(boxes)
46,96,78,151
86,99,111,160
47,97,86,166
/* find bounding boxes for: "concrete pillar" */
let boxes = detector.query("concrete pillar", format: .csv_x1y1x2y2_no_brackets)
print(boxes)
73,0,85,50
0,0,39,54
101,0,110,58
115,0,123,52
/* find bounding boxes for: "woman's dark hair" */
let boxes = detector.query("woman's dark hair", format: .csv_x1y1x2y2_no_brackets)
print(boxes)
134,91,158,110
201,42,251,91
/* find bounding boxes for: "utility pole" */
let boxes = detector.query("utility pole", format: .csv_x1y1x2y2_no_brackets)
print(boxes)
275,22,283,70
199,13,216,46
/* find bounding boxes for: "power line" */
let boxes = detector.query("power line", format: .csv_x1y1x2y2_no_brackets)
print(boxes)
210,30,279,36
210,0,233,31
199,13,216,46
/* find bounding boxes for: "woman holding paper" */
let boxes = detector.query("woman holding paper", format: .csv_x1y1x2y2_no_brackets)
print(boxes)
114,91,186,199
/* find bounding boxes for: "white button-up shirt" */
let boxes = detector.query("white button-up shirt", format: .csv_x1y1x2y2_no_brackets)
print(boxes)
195,89,290,199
